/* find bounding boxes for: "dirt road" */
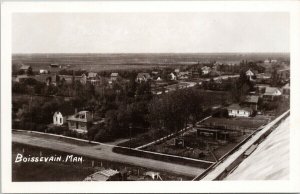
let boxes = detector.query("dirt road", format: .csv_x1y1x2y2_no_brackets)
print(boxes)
12,131,206,178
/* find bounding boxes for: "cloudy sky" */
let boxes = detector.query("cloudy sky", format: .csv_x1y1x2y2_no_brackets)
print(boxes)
12,12,289,53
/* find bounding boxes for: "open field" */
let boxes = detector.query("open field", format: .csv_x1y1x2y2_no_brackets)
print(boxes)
12,53,290,72
200,116,271,130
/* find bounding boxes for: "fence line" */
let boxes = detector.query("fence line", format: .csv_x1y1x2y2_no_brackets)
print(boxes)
197,110,290,181
136,116,212,150
13,129,214,165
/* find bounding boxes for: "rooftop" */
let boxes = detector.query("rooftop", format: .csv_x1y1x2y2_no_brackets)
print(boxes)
242,95,259,104
84,169,119,181
227,103,252,112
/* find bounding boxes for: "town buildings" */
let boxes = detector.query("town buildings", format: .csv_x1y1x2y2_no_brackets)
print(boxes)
136,73,151,83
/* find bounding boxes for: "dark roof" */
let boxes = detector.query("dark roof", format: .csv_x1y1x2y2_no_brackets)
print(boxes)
242,95,259,104
227,104,252,112
111,73,119,77
137,73,151,79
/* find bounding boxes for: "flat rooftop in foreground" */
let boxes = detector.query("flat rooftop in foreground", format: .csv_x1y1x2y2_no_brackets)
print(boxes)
226,117,289,180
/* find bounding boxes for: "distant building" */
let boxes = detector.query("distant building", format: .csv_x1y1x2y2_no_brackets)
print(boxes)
35,74,58,86
277,69,290,81
246,69,255,78
241,95,259,111
201,66,211,75
50,63,59,68
174,69,180,73
67,111,93,133
110,73,119,81
282,83,290,99
19,65,31,74
263,87,282,101
39,69,49,74
80,73,87,85
169,72,177,80
53,109,73,126
156,76,162,81
87,72,101,85
256,73,271,80
14,75,34,82
84,169,122,181
136,73,151,83
227,104,253,117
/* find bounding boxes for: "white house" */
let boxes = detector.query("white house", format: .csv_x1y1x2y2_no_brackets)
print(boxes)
39,69,49,74
201,66,211,75
170,73,177,80
110,73,119,81
246,69,254,77
53,111,68,126
227,104,253,117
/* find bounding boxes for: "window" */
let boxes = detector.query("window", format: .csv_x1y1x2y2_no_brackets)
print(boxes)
60,118,62,123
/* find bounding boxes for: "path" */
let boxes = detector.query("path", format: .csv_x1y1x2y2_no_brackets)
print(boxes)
12,130,206,178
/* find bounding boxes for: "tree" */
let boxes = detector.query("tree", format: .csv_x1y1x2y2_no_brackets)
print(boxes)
27,66,34,76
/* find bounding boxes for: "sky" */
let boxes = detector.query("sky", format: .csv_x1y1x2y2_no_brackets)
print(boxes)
12,12,289,53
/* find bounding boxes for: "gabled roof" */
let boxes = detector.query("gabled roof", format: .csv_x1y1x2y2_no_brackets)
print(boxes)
283,83,290,89
84,169,119,181
227,103,252,112
264,87,282,95
242,95,259,104
137,73,151,79
20,65,30,70
246,69,254,75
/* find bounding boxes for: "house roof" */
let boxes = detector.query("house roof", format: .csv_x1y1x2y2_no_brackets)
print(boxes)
88,72,98,78
283,83,290,89
201,66,211,71
137,73,151,79
227,104,252,112
84,169,119,181
111,73,119,77
67,111,90,122
20,65,30,70
265,87,281,95
243,95,259,104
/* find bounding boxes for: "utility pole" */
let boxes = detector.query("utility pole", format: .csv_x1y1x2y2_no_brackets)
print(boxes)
129,123,132,149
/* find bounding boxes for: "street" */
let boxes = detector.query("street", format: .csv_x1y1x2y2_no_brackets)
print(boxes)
12,130,206,178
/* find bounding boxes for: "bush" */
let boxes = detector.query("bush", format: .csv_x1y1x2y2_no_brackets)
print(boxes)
94,130,114,142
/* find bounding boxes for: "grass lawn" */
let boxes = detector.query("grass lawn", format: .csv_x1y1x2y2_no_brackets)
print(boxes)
200,116,270,130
